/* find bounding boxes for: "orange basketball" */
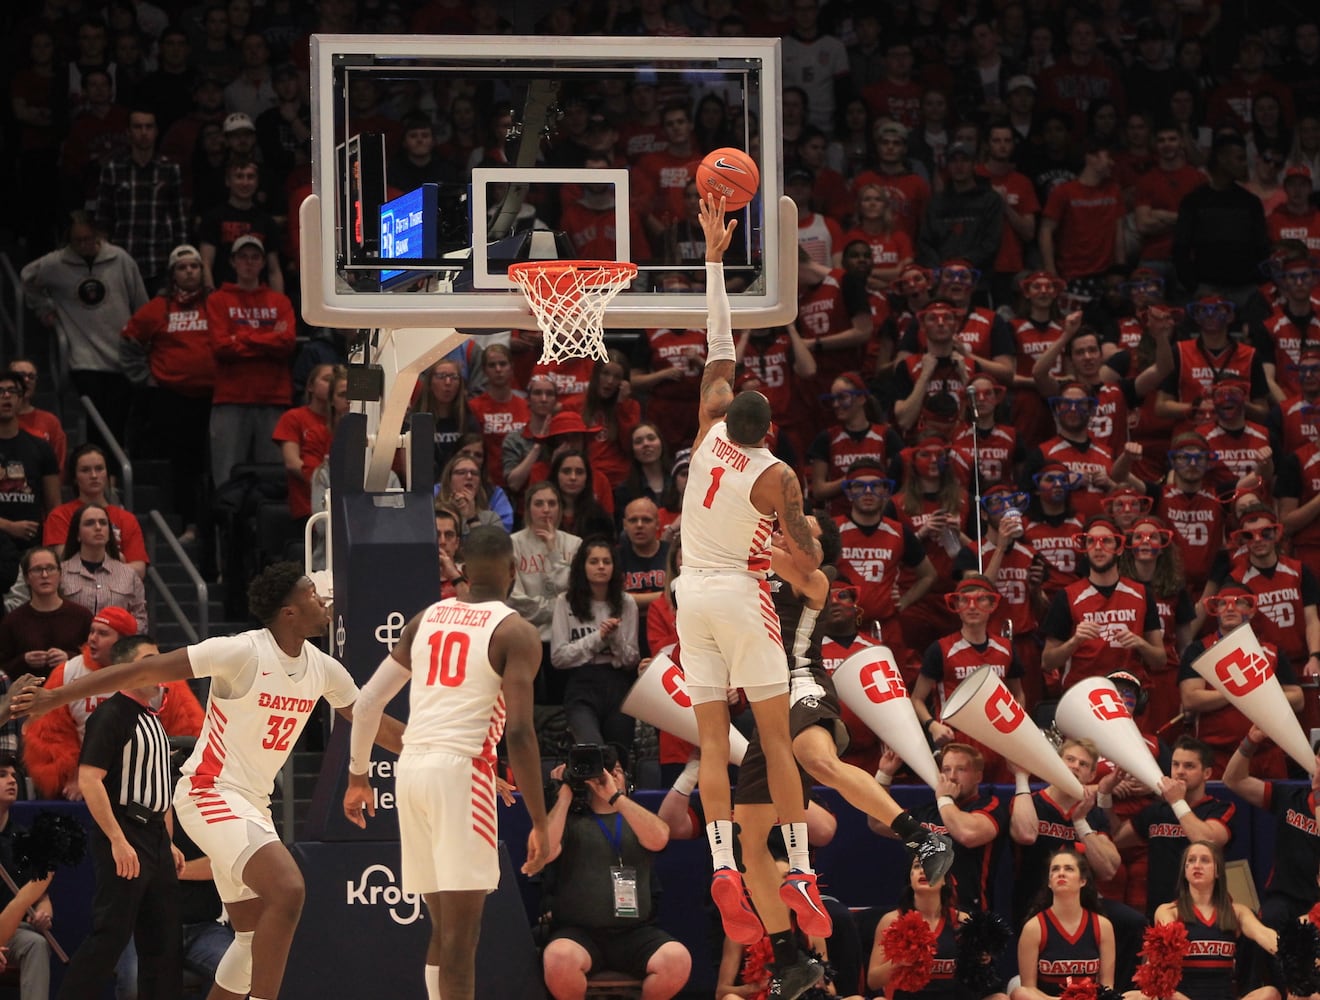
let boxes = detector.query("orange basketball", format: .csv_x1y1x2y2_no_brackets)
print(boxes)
695,147,760,211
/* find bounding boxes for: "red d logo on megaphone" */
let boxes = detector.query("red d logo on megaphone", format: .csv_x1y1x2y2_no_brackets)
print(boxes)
1088,688,1130,721
1215,647,1274,697
661,664,691,708
985,686,1025,733
860,658,907,705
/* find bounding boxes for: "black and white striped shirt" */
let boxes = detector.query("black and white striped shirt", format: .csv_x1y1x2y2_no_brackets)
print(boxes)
80,692,174,816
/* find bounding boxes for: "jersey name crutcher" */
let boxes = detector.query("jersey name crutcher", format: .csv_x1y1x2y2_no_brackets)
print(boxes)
404,598,515,765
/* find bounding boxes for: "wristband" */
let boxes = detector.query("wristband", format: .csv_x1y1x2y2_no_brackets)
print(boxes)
875,770,893,788
1015,773,1031,796
609,790,625,806
937,795,955,809
1097,792,1113,810
1172,799,1191,819
922,717,937,733
1238,738,1259,758
1073,820,1094,838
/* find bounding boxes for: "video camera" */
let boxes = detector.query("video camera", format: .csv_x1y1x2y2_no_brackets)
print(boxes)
565,743,606,790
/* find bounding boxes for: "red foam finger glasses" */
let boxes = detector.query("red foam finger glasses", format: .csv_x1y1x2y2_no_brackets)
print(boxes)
1073,532,1124,553
944,590,1001,613
1127,527,1172,549
1202,594,1257,615
1231,523,1283,545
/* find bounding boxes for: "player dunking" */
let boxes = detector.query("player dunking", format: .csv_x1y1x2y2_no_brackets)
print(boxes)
680,192,827,947
12,563,405,1000
342,526,549,1000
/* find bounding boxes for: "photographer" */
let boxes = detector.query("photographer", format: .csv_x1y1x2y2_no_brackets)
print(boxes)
540,745,691,1000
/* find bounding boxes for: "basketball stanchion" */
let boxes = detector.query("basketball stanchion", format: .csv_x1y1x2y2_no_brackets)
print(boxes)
507,259,638,364
1054,677,1166,790
1190,623,1318,775
620,647,749,765
942,666,1084,796
831,645,941,790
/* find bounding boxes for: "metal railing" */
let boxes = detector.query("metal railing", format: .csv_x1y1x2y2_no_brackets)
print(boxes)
146,510,209,643
79,396,133,512
0,254,25,359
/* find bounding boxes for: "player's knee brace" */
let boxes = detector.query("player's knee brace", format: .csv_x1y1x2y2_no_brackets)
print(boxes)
214,930,254,994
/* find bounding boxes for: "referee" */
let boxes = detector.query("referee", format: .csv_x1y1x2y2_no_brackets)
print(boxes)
58,634,183,1000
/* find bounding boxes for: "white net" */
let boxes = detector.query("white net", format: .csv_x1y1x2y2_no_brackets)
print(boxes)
508,260,639,364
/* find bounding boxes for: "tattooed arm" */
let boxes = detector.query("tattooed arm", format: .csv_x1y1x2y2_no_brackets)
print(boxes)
755,465,822,578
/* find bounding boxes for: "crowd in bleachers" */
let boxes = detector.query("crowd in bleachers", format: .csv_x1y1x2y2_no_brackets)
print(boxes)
1,0,1320,997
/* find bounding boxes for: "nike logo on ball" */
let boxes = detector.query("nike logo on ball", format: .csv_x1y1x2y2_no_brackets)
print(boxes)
713,158,751,174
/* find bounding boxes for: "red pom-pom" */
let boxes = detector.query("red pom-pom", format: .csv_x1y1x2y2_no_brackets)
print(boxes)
1060,976,1099,1000
1307,903,1320,931
883,911,937,993
739,936,774,1000
1133,921,1189,1000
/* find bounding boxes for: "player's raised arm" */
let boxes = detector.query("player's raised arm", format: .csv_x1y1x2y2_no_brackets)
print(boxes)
769,468,822,578
693,193,739,448
12,648,195,719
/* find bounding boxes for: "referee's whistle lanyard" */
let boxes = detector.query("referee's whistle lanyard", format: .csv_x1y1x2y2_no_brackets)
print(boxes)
596,813,624,865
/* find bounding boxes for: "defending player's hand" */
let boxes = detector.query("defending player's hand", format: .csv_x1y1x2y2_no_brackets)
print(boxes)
698,193,737,256
522,823,550,876
496,775,517,806
5,675,49,720
343,777,376,829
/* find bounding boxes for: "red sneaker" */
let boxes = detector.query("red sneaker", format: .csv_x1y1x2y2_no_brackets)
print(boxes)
711,868,764,945
779,870,832,937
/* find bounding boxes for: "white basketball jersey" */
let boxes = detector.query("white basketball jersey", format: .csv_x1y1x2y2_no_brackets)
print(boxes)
403,598,516,765
182,629,357,808
680,422,781,574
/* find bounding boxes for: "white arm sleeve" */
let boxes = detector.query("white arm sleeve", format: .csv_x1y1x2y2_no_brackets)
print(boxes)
705,262,735,363
348,656,412,776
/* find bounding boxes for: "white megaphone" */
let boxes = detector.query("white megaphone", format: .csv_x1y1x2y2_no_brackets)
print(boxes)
941,666,1084,797
831,645,941,790
620,647,748,765
1054,678,1166,791
1190,623,1317,775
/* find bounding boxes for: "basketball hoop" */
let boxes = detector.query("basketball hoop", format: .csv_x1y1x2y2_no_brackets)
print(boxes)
508,259,638,364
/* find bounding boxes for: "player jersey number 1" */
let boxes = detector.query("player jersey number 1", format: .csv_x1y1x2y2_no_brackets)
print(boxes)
702,467,725,508
427,630,471,687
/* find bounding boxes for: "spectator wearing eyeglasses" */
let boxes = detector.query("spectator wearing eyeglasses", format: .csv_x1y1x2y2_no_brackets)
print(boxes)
966,484,1050,708
6,359,66,476
0,547,93,683
1195,378,1274,500
1252,258,1320,404
956,373,1019,491
832,458,936,684
1041,515,1165,693
1200,504,1320,681
912,575,1024,782
1116,514,1195,734
1154,432,1225,597
807,373,902,519
1180,582,1302,778
895,258,1016,387
1021,380,1141,521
